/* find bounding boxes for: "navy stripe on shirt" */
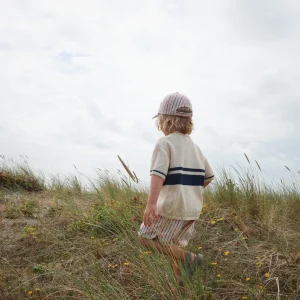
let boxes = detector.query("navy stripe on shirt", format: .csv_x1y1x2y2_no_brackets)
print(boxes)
163,173,205,186
168,167,205,173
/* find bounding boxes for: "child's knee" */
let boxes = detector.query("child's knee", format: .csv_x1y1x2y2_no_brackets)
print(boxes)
139,235,155,249
138,235,148,246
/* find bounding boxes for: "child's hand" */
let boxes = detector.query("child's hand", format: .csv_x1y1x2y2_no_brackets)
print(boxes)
143,174,163,226
143,204,159,226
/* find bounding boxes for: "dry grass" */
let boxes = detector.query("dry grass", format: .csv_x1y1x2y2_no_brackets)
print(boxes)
0,157,45,192
0,159,299,299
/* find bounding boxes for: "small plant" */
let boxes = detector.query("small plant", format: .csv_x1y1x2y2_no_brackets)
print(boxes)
19,200,36,217
47,205,62,216
32,264,48,274
71,219,90,232
4,202,21,219
23,225,38,240
4,200,36,218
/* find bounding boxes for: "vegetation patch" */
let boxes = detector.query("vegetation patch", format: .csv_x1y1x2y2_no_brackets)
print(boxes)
0,158,45,192
0,158,299,299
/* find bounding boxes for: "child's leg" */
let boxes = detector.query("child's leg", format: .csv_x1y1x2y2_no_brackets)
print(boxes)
138,235,197,264
138,218,201,282
139,235,194,293
170,260,180,277
170,259,186,296
170,259,181,284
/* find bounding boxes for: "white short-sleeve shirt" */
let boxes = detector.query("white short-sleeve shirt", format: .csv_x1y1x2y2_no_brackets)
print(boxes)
150,133,214,220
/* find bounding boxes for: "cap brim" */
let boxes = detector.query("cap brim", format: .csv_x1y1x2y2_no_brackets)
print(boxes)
152,114,158,119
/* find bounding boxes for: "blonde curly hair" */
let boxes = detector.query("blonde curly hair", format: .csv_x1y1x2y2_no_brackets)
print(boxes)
156,114,194,135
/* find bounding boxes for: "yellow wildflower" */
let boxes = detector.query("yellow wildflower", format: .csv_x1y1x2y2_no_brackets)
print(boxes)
259,285,263,289
35,288,40,292
242,297,247,300
211,262,217,265
198,246,203,250
211,220,216,225
203,204,207,209
256,261,263,267
245,277,250,281
234,227,239,231
28,291,33,295
90,236,95,239
224,250,230,256
123,262,130,266
217,218,224,221
217,274,221,278
265,272,270,278
143,251,152,255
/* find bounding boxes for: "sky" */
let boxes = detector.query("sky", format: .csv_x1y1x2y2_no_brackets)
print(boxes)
0,0,299,186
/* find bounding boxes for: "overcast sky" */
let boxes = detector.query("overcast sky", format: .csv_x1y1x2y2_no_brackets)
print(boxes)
1,0,299,185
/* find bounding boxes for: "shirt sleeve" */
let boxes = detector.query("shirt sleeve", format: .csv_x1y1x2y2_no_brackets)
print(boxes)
150,141,170,180
204,156,214,182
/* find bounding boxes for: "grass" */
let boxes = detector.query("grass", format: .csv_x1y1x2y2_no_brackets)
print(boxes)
0,156,299,299
0,156,45,192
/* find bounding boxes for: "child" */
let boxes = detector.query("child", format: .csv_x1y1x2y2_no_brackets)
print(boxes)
138,92,214,287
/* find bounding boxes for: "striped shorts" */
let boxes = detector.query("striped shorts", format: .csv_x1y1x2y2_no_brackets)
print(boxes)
138,215,195,247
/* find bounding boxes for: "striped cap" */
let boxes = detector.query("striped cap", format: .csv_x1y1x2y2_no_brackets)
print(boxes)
153,92,193,118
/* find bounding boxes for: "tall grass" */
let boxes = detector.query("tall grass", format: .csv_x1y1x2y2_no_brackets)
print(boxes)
0,157,299,299
0,156,45,191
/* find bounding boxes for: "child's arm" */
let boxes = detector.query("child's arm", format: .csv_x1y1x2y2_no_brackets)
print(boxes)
204,180,213,188
143,174,164,226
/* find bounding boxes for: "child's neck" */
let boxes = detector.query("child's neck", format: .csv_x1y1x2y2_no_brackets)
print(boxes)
164,131,186,136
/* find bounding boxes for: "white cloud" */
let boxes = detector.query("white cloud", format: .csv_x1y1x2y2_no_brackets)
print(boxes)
0,0,299,184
